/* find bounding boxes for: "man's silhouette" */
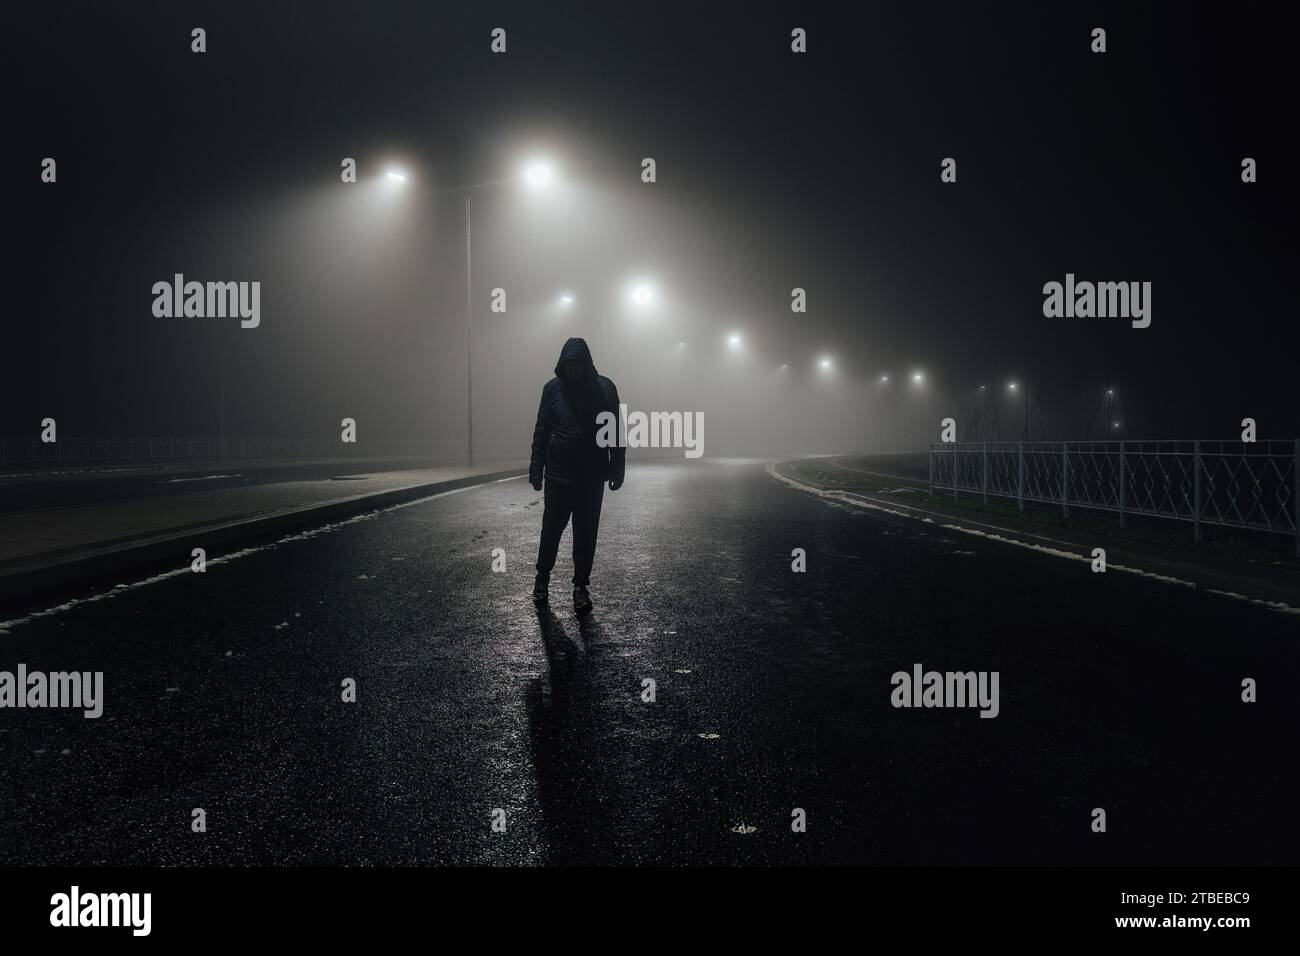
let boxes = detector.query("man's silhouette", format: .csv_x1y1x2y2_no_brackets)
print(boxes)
529,337,624,614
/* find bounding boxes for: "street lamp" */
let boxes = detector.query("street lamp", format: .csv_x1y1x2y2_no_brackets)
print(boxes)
629,281,655,306
387,158,558,467
911,371,924,384
601,278,658,358
523,161,553,187
1008,380,1028,440
970,385,987,441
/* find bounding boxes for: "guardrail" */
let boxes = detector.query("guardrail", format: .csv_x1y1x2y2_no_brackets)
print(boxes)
929,440,1300,556
0,437,438,466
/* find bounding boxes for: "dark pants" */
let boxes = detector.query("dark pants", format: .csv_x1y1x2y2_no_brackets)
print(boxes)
535,477,605,587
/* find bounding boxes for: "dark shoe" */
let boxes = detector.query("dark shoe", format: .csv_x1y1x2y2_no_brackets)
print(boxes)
533,575,549,604
573,585,593,616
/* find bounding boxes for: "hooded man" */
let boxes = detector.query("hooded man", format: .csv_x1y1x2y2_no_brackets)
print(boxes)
529,337,625,613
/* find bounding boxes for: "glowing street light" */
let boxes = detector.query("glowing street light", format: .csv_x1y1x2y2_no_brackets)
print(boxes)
879,374,890,384
602,276,661,359
523,161,554,187
385,168,408,183
819,357,833,370
911,371,924,384
727,333,743,349
1007,381,1018,391
628,281,655,307
558,293,575,307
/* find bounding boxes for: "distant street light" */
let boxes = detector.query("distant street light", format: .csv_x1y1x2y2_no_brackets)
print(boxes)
819,357,832,370
628,281,655,306
879,374,890,384
728,333,743,349
558,293,575,307
911,371,924,384
604,278,659,356
385,169,408,182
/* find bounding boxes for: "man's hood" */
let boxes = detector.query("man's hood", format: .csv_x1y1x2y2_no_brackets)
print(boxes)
555,337,598,381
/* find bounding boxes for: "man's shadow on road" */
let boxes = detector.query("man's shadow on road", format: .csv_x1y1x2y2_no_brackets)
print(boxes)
526,604,618,865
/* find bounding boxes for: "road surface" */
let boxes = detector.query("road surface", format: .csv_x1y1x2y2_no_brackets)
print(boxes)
1,459,1296,865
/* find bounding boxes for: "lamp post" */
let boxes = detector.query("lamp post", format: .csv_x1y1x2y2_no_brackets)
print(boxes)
1008,380,1027,442
387,161,555,468
970,384,986,441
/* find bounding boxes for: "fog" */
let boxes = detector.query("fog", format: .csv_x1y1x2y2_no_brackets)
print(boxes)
7,2,1295,456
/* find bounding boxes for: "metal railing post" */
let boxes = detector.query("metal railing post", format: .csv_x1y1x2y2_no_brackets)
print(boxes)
1193,439,1202,543
1294,438,1299,558
1118,440,1127,529
1017,442,1025,514
928,444,934,497
1061,442,1069,519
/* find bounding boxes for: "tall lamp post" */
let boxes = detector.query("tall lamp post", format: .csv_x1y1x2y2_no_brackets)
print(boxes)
388,161,556,468
1008,379,1027,441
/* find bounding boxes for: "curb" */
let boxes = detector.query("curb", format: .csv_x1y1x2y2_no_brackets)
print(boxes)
0,467,526,607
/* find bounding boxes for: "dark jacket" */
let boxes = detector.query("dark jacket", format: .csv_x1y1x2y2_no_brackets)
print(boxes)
530,338,625,485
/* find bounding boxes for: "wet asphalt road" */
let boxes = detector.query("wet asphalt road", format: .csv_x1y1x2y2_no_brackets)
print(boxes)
1,459,1297,865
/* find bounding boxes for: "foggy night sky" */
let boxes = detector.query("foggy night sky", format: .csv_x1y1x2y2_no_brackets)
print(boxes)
5,1,1296,454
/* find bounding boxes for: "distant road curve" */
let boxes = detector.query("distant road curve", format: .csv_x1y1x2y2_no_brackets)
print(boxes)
818,453,930,488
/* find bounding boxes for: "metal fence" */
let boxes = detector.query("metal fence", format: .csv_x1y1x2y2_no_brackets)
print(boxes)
929,440,1300,555
0,437,439,467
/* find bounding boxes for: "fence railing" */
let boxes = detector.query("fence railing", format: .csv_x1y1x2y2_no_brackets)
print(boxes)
929,440,1300,555
0,437,439,467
